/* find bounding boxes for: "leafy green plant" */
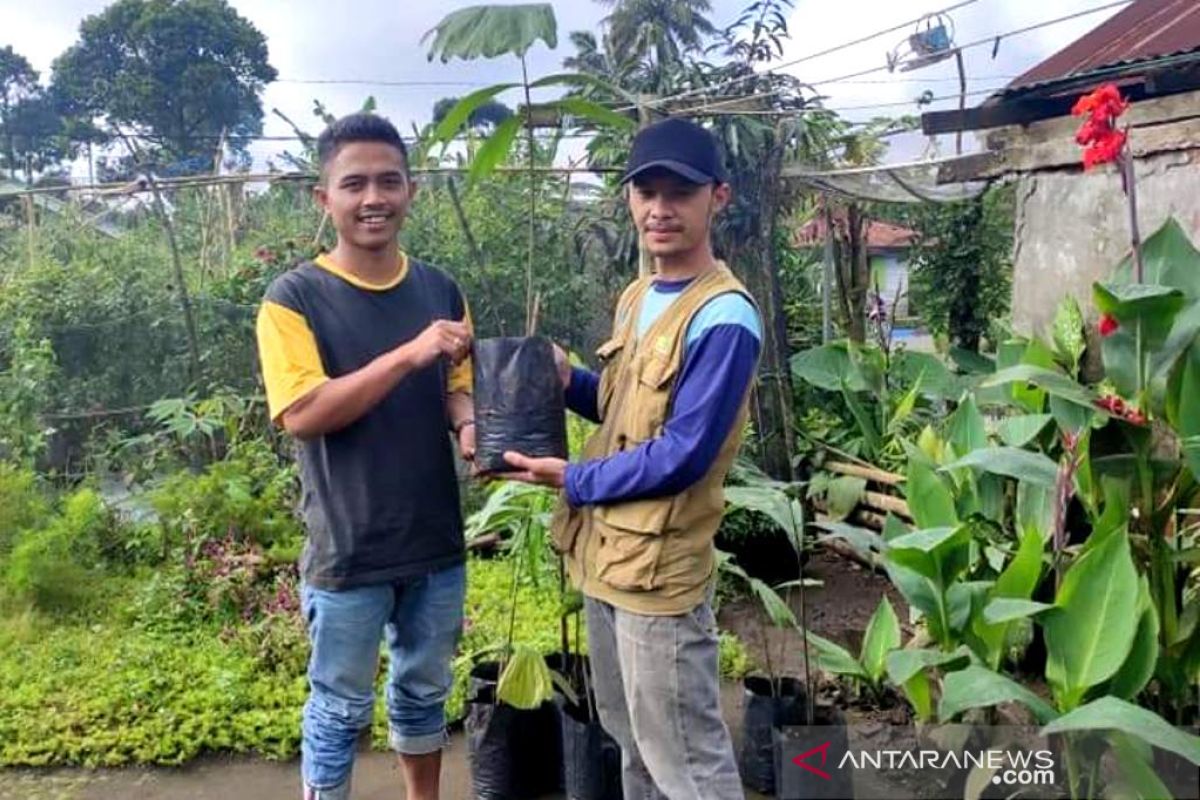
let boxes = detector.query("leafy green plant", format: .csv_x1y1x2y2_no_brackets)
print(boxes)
720,467,828,705
804,596,900,699
719,631,753,679
903,186,1014,352
4,488,112,614
0,618,305,767
150,438,301,559
790,338,961,472
452,556,574,721
0,463,48,559
422,3,634,333
974,223,1200,722
465,479,557,585
938,525,1200,800
0,319,58,465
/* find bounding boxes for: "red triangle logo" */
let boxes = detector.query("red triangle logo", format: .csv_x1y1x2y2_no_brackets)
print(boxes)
792,740,833,780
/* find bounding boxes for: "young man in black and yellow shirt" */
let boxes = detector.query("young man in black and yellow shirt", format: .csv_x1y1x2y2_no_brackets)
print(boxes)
255,113,474,800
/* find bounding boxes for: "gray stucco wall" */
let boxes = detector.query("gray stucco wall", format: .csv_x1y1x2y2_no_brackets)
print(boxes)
1011,149,1200,338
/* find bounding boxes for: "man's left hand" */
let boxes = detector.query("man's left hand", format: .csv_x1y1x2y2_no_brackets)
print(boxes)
503,452,566,488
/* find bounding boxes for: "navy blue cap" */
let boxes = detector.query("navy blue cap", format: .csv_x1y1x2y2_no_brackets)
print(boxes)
621,118,728,186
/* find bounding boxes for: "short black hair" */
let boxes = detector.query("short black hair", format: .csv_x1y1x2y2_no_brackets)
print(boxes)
316,112,410,176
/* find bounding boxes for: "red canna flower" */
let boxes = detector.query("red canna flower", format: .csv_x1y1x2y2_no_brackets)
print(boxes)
1073,83,1129,170
1072,84,1128,124
1095,394,1126,416
1095,393,1149,425
1083,130,1127,169
1098,313,1120,337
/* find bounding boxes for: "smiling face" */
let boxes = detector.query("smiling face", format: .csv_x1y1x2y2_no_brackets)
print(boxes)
314,141,415,254
627,168,730,262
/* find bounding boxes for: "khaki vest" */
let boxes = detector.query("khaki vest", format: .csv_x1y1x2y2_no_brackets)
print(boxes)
550,263,759,615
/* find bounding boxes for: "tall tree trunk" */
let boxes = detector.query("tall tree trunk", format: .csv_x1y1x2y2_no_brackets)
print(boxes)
837,203,870,343
740,127,795,481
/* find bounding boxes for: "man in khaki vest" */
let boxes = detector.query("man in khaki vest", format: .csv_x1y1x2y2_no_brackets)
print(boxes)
504,117,760,799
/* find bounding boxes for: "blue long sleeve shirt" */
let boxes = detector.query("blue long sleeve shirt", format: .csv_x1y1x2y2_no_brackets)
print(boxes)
563,278,762,507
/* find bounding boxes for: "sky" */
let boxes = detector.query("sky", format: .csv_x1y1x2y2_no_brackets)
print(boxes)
3,0,1126,174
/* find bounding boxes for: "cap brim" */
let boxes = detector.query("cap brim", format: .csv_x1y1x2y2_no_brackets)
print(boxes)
620,159,714,186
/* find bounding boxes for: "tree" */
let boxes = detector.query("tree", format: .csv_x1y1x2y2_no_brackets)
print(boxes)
51,0,277,170
4,89,89,184
904,186,1014,351
828,202,872,343
0,46,39,179
599,0,717,77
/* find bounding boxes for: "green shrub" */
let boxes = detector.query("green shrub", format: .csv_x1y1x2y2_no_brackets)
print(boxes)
4,488,111,613
717,506,781,543
719,631,754,680
0,463,49,559
0,618,304,767
150,439,301,557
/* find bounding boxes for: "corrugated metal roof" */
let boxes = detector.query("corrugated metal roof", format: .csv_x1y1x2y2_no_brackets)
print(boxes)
795,218,917,250
1007,0,1200,92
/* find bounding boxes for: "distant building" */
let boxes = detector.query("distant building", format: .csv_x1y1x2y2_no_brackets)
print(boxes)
923,0,1200,338
794,216,920,320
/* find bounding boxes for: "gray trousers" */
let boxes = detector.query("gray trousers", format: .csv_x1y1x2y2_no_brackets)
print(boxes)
586,595,745,800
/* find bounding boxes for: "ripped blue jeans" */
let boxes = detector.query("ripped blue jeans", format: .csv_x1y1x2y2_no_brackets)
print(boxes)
300,562,465,791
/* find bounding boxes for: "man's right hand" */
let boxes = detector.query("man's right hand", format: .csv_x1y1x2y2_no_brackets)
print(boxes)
404,320,471,368
553,343,571,389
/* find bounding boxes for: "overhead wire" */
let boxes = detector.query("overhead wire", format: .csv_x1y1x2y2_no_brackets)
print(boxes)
621,0,984,112
642,0,1136,118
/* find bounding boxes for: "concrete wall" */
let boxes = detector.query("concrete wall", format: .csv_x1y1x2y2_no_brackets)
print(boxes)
1011,148,1200,338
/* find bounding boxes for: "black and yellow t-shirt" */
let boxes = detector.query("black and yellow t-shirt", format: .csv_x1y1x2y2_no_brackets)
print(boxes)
256,252,472,589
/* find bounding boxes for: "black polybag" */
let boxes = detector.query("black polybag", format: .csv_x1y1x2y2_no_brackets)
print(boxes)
472,337,568,474
772,706,853,800
545,653,623,800
739,676,808,794
557,695,623,800
466,661,564,799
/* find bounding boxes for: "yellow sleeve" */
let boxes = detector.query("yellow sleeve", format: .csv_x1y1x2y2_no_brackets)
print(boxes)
447,299,474,395
256,301,330,422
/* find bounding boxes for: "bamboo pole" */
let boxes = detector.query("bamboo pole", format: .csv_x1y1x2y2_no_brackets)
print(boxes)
864,490,911,519
820,536,884,573
811,499,888,531
824,459,904,486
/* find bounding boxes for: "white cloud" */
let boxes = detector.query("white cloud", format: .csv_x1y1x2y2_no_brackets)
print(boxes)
4,0,1126,172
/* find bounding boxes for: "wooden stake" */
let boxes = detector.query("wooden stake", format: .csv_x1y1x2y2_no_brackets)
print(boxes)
21,195,35,271
636,94,655,279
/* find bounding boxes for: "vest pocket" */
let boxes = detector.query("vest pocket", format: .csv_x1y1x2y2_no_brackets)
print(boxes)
549,498,582,555
594,337,625,419
593,498,673,592
632,354,678,439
